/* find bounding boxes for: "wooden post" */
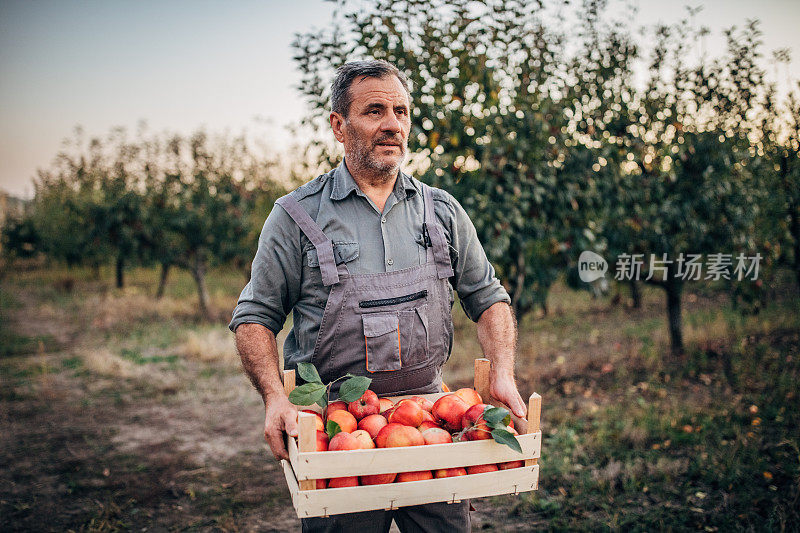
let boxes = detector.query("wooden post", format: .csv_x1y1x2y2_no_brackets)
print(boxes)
297,412,318,491
474,358,490,402
283,369,296,397
525,393,541,466
283,369,317,491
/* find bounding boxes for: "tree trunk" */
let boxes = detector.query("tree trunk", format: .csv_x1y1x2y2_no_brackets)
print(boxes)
629,279,641,308
190,254,211,321
664,277,684,357
156,263,170,299
115,256,124,289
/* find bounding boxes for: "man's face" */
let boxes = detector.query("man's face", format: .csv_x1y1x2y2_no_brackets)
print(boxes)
332,75,411,176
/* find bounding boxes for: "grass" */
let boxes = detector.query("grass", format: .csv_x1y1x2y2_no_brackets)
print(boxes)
1,262,799,531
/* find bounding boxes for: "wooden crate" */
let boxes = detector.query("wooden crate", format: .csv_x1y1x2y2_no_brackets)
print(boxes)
280,358,541,518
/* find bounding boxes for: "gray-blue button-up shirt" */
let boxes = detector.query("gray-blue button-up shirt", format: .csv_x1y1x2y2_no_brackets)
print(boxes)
229,160,510,368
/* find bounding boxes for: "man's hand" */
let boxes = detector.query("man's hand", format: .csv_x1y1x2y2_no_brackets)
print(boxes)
476,302,527,421
235,323,298,461
489,368,527,419
263,393,299,461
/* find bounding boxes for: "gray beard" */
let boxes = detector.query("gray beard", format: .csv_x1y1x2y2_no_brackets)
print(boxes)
346,133,406,184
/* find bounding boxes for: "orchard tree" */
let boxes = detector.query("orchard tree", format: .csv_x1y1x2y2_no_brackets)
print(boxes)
31,129,147,287
142,131,282,318
595,17,766,355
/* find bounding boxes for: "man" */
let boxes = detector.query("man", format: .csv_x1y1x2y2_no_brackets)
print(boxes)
230,59,526,532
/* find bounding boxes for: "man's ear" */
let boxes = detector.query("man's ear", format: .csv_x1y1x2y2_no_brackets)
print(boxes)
330,112,346,143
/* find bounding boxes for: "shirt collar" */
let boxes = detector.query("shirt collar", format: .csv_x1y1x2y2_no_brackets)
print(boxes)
330,158,418,202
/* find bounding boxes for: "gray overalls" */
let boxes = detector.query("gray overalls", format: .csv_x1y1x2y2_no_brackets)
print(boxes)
275,182,454,396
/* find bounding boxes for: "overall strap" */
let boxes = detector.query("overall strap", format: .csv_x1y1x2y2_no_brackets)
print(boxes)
422,183,455,280
275,195,340,287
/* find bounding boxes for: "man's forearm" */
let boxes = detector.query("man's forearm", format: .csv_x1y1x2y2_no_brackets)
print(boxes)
476,301,517,376
235,323,285,401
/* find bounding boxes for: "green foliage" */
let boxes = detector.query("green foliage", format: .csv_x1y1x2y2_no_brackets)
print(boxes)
288,382,327,406
337,375,371,403
325,420,342,440
1,212,39,260
24,126,284,318
287,362,372,406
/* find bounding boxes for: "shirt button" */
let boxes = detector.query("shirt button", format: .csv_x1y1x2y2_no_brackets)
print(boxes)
381,217,387,224
387,259,394,266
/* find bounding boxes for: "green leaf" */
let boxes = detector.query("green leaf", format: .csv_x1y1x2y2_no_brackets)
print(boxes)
338,376,372,403
297,362,322,384
288,382,326,406
326,420,342,440
315,394,328,409
484,406,510,426
491,428,523,454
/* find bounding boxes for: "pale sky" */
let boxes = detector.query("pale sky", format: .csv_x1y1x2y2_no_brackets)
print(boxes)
1,0,799,198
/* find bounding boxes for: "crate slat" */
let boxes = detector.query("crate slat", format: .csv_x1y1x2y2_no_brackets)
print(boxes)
282,460,539,518
289,431,540,480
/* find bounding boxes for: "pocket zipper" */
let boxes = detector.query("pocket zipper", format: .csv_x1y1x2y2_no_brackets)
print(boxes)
359,290,428,308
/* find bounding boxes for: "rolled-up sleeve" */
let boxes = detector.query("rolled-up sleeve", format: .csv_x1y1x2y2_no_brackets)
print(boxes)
434,191,511,322
229,204,302,335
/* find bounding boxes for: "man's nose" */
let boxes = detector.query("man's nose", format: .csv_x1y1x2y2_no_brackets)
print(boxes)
380,112,402,133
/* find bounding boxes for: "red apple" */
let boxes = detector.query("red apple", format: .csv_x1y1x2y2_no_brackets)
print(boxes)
453,388,482,407
360,472,397,485
375,423,405,448
498,460,524,469
432,394,470,431
409,396,434,412
381,425,425,448
328,432,360,451
388,399,424,427
417,420,440,432
351,429,375,449
461,403,492,441
328,476,359,488
358,414,388,440
316,478,327,489
325,400,348,418
316,430,329,451
348,390,380,421
421,427,452,445
378,398,394,414
396,470,434,482
434,467,467,478
420,410,436,423
467,464,498,474
327,410,358,434
301,410,325,432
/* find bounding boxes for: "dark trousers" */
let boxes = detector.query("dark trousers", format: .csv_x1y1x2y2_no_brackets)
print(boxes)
300,501,470,533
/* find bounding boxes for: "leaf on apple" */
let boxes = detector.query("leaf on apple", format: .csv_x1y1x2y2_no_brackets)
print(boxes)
288,382,326,406
297,362,322,384
338,376,372,403
484,406,511,426
326,420,342,440
491,428,522,454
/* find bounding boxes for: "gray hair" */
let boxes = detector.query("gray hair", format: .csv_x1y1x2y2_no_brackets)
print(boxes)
330,59,411,117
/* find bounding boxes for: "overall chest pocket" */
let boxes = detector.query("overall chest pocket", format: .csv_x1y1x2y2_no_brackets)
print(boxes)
361,293,429,373
306,242,359,267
